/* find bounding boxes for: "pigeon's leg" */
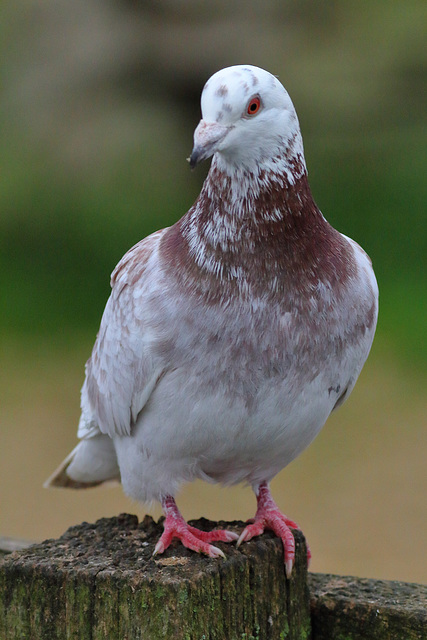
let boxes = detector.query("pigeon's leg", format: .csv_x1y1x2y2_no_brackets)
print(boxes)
153,495,238,559
236,481,311,577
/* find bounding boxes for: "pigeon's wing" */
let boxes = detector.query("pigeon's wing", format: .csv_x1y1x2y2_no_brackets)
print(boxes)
78,228,167,439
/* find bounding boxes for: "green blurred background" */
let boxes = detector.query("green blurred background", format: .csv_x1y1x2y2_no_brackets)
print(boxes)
1,1,426,582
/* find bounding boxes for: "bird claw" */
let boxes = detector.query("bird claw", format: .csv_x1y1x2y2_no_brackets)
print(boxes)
236,514,296,576
236,530,247,548
187,524,239,543
207,545,226,559
152,539,165,556
155,496,236,559
236,521,264,548
153,526,229,559
234,482,310,578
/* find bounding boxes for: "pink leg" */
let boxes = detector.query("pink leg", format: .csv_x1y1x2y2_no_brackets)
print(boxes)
237,482,311,577
153,495,238,559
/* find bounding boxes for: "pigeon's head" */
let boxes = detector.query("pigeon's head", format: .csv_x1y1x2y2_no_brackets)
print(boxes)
189,65,305,180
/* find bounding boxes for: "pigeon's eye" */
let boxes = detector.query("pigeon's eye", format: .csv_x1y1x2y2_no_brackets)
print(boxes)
246,96,261,116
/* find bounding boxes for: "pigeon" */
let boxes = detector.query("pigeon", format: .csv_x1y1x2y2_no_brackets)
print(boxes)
45,64,378,577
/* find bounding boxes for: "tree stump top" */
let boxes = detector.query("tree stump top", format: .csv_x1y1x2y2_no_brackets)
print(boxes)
0,513,310,640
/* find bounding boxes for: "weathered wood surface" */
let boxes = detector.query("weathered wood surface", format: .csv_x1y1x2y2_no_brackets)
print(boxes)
0,513,311,640
309,572,427,640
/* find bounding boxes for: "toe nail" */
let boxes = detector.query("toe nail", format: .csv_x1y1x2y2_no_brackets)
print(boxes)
236,532,247,548
153,540,164,556
211,546,226,559
226,531,239,542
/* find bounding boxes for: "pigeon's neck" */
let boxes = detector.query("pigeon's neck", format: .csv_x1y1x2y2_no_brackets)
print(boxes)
181,129,311,256
161,155,352,303
181,157,325,263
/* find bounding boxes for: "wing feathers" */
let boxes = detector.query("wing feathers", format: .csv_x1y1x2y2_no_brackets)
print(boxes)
78,229,168,439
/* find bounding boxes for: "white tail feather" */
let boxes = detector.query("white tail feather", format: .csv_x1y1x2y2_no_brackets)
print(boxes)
44,436,121,490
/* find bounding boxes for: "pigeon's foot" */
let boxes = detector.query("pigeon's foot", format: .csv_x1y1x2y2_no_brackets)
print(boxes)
153,495,238,559
236,482,311,578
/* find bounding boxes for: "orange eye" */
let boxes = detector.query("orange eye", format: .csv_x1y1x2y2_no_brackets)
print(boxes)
246,96,261,116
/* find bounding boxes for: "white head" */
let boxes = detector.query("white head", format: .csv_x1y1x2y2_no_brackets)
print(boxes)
190,65,306,184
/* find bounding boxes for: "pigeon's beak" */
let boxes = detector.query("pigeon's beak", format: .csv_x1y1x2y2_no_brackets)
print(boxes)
188,120,229,169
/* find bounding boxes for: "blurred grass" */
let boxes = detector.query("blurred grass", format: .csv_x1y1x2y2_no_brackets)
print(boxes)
0,111,194,334
308,123,427,367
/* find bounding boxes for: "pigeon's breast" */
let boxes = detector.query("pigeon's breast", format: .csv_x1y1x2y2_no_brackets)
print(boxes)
132,241,377,486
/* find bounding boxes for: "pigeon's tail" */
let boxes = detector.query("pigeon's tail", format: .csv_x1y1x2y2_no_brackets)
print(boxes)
44,434,121,490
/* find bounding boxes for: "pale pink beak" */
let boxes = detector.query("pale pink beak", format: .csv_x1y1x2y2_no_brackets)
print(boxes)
189,120,230,168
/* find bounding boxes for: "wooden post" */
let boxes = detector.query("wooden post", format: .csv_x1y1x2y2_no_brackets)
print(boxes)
309,572,427,640
0,513,311,639
2,515,425,639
